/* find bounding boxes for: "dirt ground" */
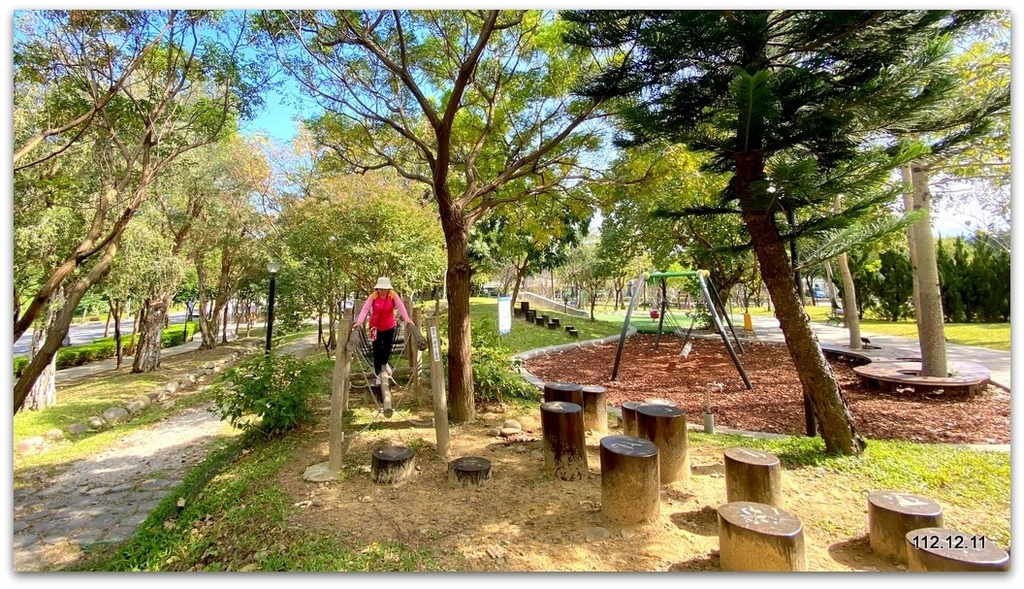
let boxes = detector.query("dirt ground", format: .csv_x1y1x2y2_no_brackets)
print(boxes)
274,335,1010,572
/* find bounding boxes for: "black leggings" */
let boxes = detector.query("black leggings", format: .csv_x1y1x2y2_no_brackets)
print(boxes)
372,327,396,376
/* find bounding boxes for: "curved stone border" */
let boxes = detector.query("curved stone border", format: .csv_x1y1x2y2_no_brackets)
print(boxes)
513,327,637,389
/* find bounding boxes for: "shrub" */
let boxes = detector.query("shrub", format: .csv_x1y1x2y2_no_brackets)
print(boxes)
212,354,322,437
468,316,539,405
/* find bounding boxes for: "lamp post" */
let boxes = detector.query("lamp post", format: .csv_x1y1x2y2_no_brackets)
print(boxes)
265,261,280,355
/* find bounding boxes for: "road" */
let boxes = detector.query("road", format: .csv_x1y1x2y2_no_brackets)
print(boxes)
13,309,190,357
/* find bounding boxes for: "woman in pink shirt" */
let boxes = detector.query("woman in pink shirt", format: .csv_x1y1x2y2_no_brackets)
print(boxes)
354,277,413,384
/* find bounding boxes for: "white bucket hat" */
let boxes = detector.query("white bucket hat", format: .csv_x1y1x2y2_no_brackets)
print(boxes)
373,276,393,290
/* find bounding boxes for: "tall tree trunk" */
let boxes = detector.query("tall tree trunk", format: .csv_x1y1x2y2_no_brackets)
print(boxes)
833,196,861,349
25,325,57,411
510,255,530,310
14,240,119,413
24,292,62,411
108,296,125,368
125,304,142,357
131,295,169,373
904,164,948,377
103,307,112,338
221,303,229,344
735,153,862,455
439,210,475,423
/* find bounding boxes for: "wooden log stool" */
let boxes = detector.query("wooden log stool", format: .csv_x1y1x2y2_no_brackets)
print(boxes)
564,325,574,332
636,404,689,485
599,435,660,527
371,445,415,484
867,491,944,564
539,401,588,481
717,501,806,571
536,314,547,327
543,381,584,406
520,301,530,315
526,309,536,322
905,528,1009,571
724,447,782,507
619,400,643,436
513,307,522,318
567,328,579,338
448,456,492,486
581,385,608,433
548,318,561,329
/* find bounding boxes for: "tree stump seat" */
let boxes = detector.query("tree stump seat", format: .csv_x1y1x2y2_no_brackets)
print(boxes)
564,325,574,332
717,501,805,571
548,318,561,329
567,329,579,338
636,404,689,485
853,361,989,398
581,384,608,433
371,445,415,484
543,381,583,406
540,401,588,481
448,456,492,486
599,435,660,527
724,447,782,507
868,490,944,564
905,527,1009,571
619,400,643,436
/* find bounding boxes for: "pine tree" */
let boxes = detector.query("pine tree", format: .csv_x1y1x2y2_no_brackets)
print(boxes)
563,9,985,454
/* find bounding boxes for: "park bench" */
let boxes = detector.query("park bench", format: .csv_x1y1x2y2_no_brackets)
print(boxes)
826,307,845,326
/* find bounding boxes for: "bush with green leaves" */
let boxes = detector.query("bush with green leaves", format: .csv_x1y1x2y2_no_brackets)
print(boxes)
467,316,539,405
212,353,326,437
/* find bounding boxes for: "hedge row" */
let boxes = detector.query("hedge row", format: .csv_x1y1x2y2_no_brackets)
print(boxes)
14,323,197,378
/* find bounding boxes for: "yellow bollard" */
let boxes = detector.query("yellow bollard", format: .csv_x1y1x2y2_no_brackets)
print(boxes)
743,312,753,332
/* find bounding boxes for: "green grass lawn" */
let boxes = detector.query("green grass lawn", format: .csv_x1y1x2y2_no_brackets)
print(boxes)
740,304,1010,351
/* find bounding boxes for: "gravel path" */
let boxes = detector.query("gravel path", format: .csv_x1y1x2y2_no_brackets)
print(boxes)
13,334,320,572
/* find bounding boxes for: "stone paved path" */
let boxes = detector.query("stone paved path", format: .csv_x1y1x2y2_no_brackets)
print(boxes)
12,332,321,572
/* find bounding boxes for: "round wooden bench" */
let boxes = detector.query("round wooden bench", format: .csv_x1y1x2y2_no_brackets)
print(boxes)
867,490,944,564
599,435,660,527
853,360,990,397
905,527,1009,571
724,448,781,507
717,501,805,571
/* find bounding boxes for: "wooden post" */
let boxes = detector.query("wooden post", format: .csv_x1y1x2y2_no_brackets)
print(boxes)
425,315,450,459
329,316,353,471
599,435,660,526
581,385,608,433
636,403,689,486
718,501,806,571
542,381,583,406
725,448,782,507
539,401,588,481
409,306,423,391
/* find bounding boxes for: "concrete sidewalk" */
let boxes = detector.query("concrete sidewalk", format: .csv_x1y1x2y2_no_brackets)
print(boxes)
735,314,1010,392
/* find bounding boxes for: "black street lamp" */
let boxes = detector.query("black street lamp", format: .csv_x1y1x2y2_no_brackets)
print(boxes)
265,261,280,355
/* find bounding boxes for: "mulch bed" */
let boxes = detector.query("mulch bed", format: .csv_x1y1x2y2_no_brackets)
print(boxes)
523,334,1010,445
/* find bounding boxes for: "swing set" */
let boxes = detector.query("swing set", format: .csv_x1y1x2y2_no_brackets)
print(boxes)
611,270,753,389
